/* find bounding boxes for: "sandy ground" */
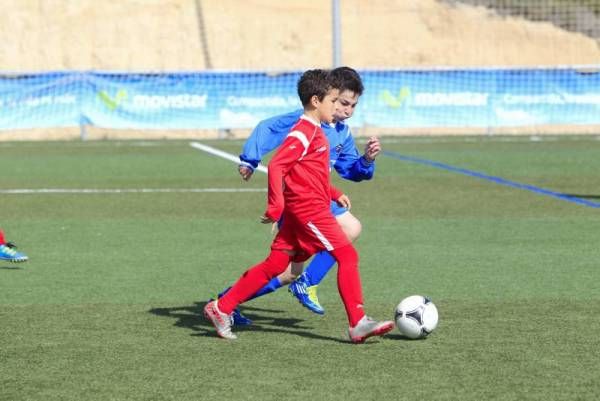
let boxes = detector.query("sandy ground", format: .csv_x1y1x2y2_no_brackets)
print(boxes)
1,0,598,71
0,0,598,139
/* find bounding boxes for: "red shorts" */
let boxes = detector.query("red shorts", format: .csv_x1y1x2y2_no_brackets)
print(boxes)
271,213,350,263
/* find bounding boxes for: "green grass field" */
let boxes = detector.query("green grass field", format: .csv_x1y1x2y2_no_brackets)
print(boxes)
1,136,599,401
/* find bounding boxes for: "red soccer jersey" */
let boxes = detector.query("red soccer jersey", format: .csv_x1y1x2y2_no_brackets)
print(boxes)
265,115,343,223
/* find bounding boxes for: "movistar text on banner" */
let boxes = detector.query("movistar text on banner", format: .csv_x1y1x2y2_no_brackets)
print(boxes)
0,69,598,130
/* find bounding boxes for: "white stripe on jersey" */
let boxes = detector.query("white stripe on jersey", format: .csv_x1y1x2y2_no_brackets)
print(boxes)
307,221,334,251
288,130,310,158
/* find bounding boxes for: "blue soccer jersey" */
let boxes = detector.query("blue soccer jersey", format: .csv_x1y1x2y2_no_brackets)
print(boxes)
239,109,375,215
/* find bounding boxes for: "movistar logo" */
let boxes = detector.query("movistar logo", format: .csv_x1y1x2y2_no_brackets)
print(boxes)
98,89,128,111
380,87,411,108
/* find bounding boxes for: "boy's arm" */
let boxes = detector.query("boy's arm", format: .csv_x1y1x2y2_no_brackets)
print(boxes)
330,184,351,210
330,184,343,202
333,131,379,182
263,132,306,222
239,110,304,178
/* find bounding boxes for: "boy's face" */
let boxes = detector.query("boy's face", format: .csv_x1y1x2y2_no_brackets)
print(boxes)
333,89,360,123
316,88,339,124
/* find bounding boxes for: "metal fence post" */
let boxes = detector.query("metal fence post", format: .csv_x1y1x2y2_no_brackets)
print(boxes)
332,0,342,67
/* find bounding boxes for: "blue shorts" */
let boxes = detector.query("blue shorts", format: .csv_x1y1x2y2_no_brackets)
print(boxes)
330,201,348,217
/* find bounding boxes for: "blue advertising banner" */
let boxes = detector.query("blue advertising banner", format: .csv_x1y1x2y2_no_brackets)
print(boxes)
363,68,600,128
0,69,598,130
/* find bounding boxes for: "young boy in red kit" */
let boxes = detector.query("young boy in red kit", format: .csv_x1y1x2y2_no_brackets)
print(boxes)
204,69,393,343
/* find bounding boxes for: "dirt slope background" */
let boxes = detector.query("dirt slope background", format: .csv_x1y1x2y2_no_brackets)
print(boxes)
0,0,598,71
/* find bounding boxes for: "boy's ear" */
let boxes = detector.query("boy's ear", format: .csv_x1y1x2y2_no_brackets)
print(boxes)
309,94,320,108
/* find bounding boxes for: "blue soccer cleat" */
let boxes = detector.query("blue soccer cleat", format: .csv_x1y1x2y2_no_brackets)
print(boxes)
231,308,253,326
0,242,28,263
288,273,324,315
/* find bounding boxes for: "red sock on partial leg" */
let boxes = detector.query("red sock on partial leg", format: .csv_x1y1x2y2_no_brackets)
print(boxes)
0,230,5,245
218,249,292,314
330,244,365,327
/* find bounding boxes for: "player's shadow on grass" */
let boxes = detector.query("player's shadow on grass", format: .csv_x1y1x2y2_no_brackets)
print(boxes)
385,333,428,341
148,302,350,343
0,264,23,270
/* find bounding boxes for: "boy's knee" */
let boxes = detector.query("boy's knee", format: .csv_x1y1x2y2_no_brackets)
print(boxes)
263,249,293,276
337,213,362,242
344,220,362,242
331,244,359,267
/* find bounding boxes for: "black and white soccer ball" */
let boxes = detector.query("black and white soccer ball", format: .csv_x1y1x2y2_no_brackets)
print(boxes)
394,295,439,339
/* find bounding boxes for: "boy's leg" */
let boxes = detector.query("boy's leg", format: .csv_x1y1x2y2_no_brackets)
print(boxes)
218,264,293,303
288,252,333,314
289,211,360,314
330,243,394,343
247,260,301,299
303,209,359,288
214,263,296,326
216,249,292,314
329,244,364,327
302,251,336,286
212,286,253,326
205,249,292,339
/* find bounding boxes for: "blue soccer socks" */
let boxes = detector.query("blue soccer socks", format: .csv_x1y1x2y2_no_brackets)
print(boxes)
248,277,283,300
303,251,336,286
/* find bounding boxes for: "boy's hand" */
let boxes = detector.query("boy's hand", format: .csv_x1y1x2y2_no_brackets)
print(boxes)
363,136,381,162
239,165,254,181
260,215,277,233
260,215,275,224
336,194,351,210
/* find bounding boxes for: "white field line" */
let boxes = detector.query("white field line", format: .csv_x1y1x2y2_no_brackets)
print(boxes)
189,141,268,174
0,188,266,194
